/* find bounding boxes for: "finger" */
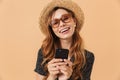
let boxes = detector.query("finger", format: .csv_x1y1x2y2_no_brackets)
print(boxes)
48,62,66,71
48,58,63,64
60,68,72,76
54,62,67,66
49,70,60,76
47,64,60,74
64,59,73,67
58,65,72,71
64,59,72,64
49,62,67,67
48,63,57,70
49,67,59,71
51,70,60,75
59,66,68,71
60,67,73,75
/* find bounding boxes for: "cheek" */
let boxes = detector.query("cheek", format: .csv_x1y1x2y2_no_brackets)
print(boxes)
70,26,75,35
52,28,59,35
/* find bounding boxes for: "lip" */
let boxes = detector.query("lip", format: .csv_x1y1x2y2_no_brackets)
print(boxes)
59,27,70,33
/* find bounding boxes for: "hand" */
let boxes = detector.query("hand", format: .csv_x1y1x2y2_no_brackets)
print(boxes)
47,58,65,80
58,59,73,80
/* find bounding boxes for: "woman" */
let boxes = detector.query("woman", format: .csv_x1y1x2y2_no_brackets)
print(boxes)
34,0,94,80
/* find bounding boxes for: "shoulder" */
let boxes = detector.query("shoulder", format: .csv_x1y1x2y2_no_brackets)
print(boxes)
37,48,44,58
34,48,47,76
84,49,95,64
81,50,95,79
38,48,43,55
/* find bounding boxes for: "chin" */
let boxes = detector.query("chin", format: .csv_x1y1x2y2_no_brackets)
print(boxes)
59,35,73,40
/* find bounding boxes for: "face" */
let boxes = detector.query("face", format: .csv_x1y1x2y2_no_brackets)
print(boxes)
50,9,76,40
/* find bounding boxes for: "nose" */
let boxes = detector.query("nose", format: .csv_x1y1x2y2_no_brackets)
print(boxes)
59,20,65,27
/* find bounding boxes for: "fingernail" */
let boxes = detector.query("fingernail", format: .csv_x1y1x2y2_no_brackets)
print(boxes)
64,59,66,61
60,59,63,61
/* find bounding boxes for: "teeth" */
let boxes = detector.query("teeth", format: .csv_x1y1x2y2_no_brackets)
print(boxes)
60,27,69,33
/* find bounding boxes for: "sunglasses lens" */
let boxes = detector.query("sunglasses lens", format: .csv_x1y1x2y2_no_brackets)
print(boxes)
50,14,72,28
62,14,71,23
51,19,59,28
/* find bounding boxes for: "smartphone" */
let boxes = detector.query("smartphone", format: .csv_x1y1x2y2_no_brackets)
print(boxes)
55,48,69,59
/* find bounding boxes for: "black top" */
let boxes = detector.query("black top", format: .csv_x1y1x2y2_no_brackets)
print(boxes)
34,49,95,80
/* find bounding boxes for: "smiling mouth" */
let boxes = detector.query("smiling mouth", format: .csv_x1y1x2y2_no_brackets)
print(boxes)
59,27,70,33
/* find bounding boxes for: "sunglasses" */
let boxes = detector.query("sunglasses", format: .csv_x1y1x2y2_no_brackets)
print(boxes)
50,13,73,28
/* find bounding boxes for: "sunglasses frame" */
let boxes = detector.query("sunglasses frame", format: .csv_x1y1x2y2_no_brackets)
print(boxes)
50,13,73,28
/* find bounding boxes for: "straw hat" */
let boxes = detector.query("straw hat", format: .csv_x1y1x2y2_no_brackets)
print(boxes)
39,0,84,35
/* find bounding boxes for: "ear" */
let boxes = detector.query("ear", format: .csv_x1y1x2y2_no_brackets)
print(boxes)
73,18,77,24
73,18,77,27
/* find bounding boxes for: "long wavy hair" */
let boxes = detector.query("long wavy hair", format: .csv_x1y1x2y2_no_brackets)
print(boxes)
41,7,86,80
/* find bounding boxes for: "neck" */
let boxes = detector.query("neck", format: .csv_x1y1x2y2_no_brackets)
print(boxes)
60,38,72,49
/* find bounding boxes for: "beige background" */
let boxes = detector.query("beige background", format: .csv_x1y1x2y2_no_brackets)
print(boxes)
0,0,120,80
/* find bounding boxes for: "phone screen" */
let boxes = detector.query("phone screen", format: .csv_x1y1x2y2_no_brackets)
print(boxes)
55,48,69,59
